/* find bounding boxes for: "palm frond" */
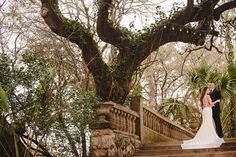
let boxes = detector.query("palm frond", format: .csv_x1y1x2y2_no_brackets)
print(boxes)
187,61,220,96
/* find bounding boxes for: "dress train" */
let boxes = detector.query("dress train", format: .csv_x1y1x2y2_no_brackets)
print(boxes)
181,107,224,149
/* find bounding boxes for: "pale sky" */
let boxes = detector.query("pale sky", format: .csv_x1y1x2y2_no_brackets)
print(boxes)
120,0,187,30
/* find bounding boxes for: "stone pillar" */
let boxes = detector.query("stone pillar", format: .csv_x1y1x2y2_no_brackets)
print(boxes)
129,96,141,113
129,96,144,142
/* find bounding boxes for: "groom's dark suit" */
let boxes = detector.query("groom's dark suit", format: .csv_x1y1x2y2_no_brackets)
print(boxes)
210,89,223,138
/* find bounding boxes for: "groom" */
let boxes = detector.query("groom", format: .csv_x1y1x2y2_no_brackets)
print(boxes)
209,80,224,138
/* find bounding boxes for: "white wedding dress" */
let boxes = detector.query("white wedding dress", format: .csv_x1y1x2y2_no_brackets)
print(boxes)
181,106,224,149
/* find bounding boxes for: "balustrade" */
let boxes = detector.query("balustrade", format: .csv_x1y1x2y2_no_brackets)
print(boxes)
97,101,139,135
92,98,196,157
141,106,194,142
95,98,194,146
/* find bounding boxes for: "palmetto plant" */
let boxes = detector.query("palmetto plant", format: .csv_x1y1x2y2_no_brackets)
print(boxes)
187,61,220,94
158,98,196,127
221,63,236,96
220,62,236,137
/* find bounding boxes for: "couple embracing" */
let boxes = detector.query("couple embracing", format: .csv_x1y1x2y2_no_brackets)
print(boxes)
181,81,224,149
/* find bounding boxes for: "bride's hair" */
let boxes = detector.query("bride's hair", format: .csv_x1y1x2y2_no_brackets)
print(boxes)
200,87,208,108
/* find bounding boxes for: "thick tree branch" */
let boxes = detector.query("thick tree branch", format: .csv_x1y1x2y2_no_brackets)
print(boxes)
172,0,194,25
40,0,112,101
168,0,219,25
188,0,219,21
97,0,132,51
213,0,236,21
123,0,225,73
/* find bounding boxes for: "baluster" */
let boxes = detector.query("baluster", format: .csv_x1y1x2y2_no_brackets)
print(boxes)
121,112,126,131
156,118,160,133
153,116,156,131
144,109,147,126
149,112,152,129
117,110,121,131
114,108,119,130
155,117,158,132
168,124,171,137
124,112,128,132
120,111,123,131
110,108,115,129
160,119,163,134
132,115,136,135
151,114,154,130
148,113,151,129
126,114,129,133
164,121,166,135
129,114,133,134
152,114,155,130
175,127,178,138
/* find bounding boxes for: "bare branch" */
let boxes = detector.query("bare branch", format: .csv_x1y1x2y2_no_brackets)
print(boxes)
0,0,6,9
21,135,53,157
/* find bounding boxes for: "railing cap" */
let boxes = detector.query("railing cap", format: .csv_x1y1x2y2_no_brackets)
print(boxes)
102,101,139,117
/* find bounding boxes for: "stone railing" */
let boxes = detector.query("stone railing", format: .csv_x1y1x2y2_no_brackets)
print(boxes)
91,97,194,157
130,96,194,143
95,101,139,135
141,105,194,143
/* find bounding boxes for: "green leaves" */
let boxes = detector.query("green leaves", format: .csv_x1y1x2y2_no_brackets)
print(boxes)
187,61,219,92
67,89,101,130
159,98,190,119
0,84,8,112
220,62,236,98
187,60,236,99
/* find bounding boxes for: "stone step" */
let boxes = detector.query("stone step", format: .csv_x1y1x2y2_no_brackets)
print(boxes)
141,141,236,150
134,140,236,157
224,138,236,141
135,146,236,156
135,151,236,157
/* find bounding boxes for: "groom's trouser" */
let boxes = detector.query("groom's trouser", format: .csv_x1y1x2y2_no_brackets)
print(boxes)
213,112,223,138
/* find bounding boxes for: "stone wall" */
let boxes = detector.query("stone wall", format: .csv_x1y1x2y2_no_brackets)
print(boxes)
90,129,140,157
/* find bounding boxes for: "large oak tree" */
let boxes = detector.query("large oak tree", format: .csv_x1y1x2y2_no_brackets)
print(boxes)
40,0,236,104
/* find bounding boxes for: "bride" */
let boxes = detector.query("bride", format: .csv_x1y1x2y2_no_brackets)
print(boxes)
181,86,224,149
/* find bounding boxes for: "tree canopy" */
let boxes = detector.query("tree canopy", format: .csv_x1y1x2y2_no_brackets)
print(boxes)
40,0,236,104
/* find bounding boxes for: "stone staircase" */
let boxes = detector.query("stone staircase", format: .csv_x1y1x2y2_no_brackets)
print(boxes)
134,138,236,157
